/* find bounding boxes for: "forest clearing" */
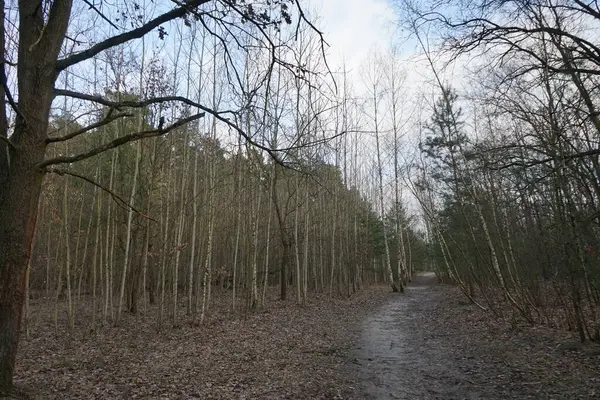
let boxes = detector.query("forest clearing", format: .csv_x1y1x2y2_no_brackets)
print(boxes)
3,0,600,398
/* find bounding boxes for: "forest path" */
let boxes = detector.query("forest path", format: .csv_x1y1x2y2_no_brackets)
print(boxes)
346,273,600,400
350,272,480,399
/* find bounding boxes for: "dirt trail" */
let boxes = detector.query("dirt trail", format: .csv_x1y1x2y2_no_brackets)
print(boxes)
347,273,600,400
350,272,476,399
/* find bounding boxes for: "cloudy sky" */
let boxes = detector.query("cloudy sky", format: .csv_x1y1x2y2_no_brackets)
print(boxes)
306,0,400,70
303,0,446,104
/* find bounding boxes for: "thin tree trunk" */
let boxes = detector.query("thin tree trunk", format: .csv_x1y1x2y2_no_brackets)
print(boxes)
158,133,171,330
200,200,214,322
188,150,199,315
92,167,102,328
73,189,85,304
294,174,302,304
373,83,398,293
63,175,74,329
53,230,64,333
261,169,275,306
77,194,93,303
104,114,118,324
173,132,189,326
303,181,309,300
329,181,338,296
200,140,215,322
250,165,262,309
232,148,242,311
117,138,141,322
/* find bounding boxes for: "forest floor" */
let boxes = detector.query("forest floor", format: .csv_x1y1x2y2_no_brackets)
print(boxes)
13,276,600,399
14,287,390,399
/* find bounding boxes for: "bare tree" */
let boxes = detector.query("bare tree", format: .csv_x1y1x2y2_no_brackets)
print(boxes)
0,0,325,391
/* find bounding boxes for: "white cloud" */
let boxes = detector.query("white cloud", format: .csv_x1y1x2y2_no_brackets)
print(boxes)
306,0,398,74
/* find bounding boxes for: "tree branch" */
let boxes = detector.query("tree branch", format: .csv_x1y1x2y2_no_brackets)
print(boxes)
293,0,336,91
0,134,15,150
55,88,288,165
38,113,204,168
56,0,210,71
55,88,236,113
1,65,24,121
82,0,120,31
494,148,600,170
46,110,133,143
45,167,157,222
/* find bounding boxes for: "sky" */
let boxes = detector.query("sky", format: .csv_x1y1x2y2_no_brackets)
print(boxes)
305,0,400,72
298,0,427,212
304,0,441,93
297,0,475,218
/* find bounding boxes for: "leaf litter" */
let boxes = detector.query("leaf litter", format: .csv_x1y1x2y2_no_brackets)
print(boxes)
15,277,600,399
15,287,390,399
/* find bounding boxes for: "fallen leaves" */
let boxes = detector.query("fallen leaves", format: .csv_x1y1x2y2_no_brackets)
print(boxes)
16,277,600,399
15,287,391,399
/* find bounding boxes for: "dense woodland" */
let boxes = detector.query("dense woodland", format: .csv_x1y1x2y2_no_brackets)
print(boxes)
410,0,600,343
2,0,600,395
30,27,425,332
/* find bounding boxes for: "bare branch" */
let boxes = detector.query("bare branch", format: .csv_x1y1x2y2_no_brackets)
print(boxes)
1,65,24,121
55,88,236,114
0,134,15,150
0,59,16,67
82,0,120,31
294,0,336,92
493,148,600,170
38,113,204,168
55,88,287,165
56,0,210,71
46,110,133,143
45,167,157,222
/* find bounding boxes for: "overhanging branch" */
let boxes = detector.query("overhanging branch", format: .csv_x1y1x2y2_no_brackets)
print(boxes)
56,88,288,165
38,112,204,168
55,88,237,112
45,167,157,222
56,0,210,71
493,148,600,170
0,134,15,150
46,109,133,143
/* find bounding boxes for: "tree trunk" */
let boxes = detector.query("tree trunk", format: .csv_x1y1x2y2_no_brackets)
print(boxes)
0,90,53,391
261,169,275,306
92,167,102,328
280,239,290,301
249,165,261,309
0,11,66,381
172,132,189,327
189,150,199,315
294,175,302,304
373,82,398,293
232,147,241,311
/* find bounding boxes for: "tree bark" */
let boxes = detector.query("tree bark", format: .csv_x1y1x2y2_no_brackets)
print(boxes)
0,103,50,394
0,0,70,383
